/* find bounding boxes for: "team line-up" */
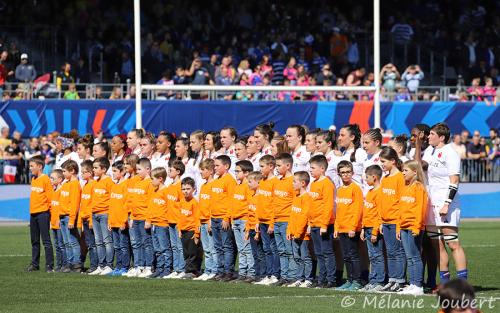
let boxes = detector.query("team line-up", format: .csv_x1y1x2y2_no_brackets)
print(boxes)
27,122,467,296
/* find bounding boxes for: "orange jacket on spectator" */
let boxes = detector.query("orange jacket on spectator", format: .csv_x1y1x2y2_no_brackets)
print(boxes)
335,182,363,233
108,179,128,228
129,177,154,220
210,173,237,222
245,192,258,232
146,186,169,227
287,192,312,240
273,175,294,223
256,176,278,226
178,197,200,237
198,180,213,225
59,179,81,227
30,174,53,214
91,176,114,215
362,186,382,236
397,181,428,235
232,181,252,221
77,180,95,228
308,176,335,228
166,180,182,224
380,172,405,224
124,176,141,215
50,187,62,230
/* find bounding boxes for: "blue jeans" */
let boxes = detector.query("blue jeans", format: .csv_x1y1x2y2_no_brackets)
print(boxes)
401,230,424,287
168,224,185,272
130,220,153,267
310,225,336,284
292,238,313,281
112,227,131,270
259,223,280,278
339,233,361,283
52,229,67,269
382,223,406,283
82,219,98,270
92,214,114,267
249,229,265,279
232,220,255,277
274,221,295,280
59,216,81,266
211,218,234,274
152,225,172,275
364,227,385,284
200,223,217,275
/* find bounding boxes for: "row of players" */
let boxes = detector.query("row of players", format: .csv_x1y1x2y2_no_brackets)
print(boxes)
28,122,466,296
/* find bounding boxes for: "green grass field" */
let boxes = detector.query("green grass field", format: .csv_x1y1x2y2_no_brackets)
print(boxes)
1,221,499,313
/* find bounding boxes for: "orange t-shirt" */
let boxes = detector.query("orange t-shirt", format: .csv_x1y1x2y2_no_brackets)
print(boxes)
125,175,141,214
245,192,258,232
335,183,363,233
30,174,53,214
147,186,169,227
362,186,382,236
178,197,200,236
210,173,237,221
91,176,114,215
108,179,128,228
273,175,294,223
59,179,81,227
129,177,154,220
288,192,312,240
308,176,335,228
398,181,428,235
166,180,182,224
198,180,213,224
256,176,278,226
50,187,62,230
380,172,405,224
78,179,95,228
232,181,253,221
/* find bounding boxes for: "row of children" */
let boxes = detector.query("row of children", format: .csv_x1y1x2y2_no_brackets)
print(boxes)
29,141,430,295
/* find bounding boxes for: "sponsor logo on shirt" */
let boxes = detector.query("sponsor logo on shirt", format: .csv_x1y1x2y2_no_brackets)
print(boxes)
129,188,145,195
32,187,44,193
61,190,70,197
274,190,289,198
212,187,224,194
110,193,123,200
200,193,210,200
181,208,192,216
94,188,107,195
256,189,272,197
81,193,91,200
291,206,302,213
167,194,178,201
51,200,59,206
234,193,245,200
364,200,374,209
401,196,415,203
309,191,319,199
153,198,166,205
336,198,353,205
382,188,396,196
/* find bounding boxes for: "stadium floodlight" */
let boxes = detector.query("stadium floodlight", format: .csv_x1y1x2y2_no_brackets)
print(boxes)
135,0,381,128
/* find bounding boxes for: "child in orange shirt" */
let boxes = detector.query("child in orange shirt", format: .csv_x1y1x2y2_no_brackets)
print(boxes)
193,159,217,281
126,158,154,278
308,154,336,288
27,156,54,272
78,160,98,273
273,153,295,285
60,159,82,273
89,157,114,275
146,167,172,278
108,160,131,276
360,165,385,291
379,147,406,292
231,160,255,282
49,169,65,272
397,160,428,295
210,155,237,281
178,177,203,278
254,155,280,285
287,171,313,287
245,171,265,282
334,160,364,291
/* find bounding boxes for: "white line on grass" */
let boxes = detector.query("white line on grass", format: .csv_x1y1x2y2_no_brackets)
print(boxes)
0,254,30,257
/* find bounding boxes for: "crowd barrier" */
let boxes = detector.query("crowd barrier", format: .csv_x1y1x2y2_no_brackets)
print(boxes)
0,100,499,137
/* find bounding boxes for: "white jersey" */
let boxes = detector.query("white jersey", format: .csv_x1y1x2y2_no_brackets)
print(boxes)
408,145,433,161
361,150,382,194
292,145,311,173
222,145,239,176
261,146,273,156
340,147,367,186
150,152,172,171
249,151,263,171
325,150,342,188
54,151,80,170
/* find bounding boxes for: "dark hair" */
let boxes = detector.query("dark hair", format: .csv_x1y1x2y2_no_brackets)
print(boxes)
317,130,337,150
130,128,145,139
259,154,276,167
235,160,253,173
215,154,232,167
431,122,451,143
276,152,293,165
62,160,79,174
151,167,167,181
112,160,125,171
341,124,361,162
221,126,238,141
255,122,275,142
309,154,328,169
94,157,110,171
364,128,382,147
80,160,94,173
169,159,185,176
158,131,177,159
176,137,194,160
438,279,476,313
138,157,152,170
181,177,196,188
379,146,402,171
337,160,353,172
95,141,111,159
78,134,94,152
365,164,383,179
294,171,310,186
235,136,249,146
288,125,306,145
393,134,408,155
413,123,431,137
29,155,45,168
205,131,222,151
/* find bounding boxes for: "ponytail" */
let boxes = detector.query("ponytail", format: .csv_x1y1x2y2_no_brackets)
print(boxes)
255,122,275,142
380,146,402,171
342,123,361,162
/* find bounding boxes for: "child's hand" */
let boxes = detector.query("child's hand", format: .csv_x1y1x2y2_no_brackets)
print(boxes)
286,234,291,240
254,223,260,232
254,232,260,241
360,229,365,241
128,219,133,229
194,236,199,245
333,230,338,238
348,230,355,238
145,221,151,229
306,226,311,235
267,225,274,234
320,227,327,235
412,230,419,237
120,225,125,231
178,231,182,238
222,220,230,231
207,223,212,234
379,225,383,235
396,232,401,241
107,225,112,231
244,231,249,241
68,223,74,229
370,235,378,243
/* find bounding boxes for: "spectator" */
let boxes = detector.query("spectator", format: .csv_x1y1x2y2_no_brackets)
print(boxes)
271,52,286,85
486,128,498,151
0,51,14,93
24,137,41,160
451,134,467,159
173,66,189,85
401,65,424,93
125,85,136,99
0,127,11,153
466,77,483,101
206,54,218,82
467,131,486,159
346,35,359,69
380,63,400,94
259,54,273,79
215,67,234,100
394,85,411,101
283,57,298,85
74,57,90,84
346,67,365,86
120,51,134,82
390,16,414,45
329,27,348,66
109,86,122,100
15,53,36,83
63,83,80,100
94,86,104,99
315,64,335,86
483,77,496,105
237,60,252,80
187,58,210,85
56,62,74,90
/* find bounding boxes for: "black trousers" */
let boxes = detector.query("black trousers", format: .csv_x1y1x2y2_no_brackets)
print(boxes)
30,211,54,268
339,233,361,283
181,230,203,274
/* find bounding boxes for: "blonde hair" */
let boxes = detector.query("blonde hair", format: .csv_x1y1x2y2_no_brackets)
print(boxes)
403,160,426,185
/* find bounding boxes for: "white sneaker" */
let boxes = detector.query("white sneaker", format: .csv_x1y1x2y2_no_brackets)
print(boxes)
138,267,153,278
193,273,208,281
128,267,144,278
175,272,187,279
123,267,137,277
204,273,216,281
398,284,424,295
99,266,113,276
88,266,103,276
299,280,313,288
263,275,278,286
254,276,270,285
163,271,179,279
398,284,413,294
287,280,303,288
